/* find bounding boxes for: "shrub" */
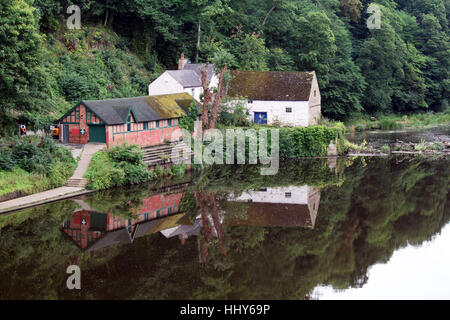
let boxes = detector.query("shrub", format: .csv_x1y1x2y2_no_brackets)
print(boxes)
121,162,151,185
85,151,126,190
85,144,153,189
380,145,391,154
0,150,14,171
171,164,188,178
107,144,143,165
431,142,444,151
380,119,401,130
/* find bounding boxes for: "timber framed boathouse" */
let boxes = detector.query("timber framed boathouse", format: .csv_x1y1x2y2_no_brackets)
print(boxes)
58,93,198,148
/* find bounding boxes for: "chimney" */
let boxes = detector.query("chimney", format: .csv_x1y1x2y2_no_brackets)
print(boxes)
178,53,188,70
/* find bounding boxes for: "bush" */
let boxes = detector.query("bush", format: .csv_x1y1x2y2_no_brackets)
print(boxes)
380,119,401,130
85,144,152,190
0,150,14,171
107,144,143,165
85,152,126,190
171,164,188,178
380,145,391,154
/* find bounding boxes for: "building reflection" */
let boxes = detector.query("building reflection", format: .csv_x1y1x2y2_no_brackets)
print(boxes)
230,186,320,228
61,186,190,251
163,186,321,243
61,185,321,252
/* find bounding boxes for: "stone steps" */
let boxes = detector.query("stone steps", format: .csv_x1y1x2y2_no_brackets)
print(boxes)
65,178,89,188
142,143,192,166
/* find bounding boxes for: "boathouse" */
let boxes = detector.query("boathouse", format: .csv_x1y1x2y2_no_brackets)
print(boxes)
58,93,198,148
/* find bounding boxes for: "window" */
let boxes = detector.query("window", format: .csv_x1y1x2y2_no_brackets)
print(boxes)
127,114,131,131
143,122,148,130
285,192,292,198
168,119,172,126
191,88,195,96
156,120,160,128
314,90,317,97
286,107,292,113
168,207,172,214
248,100,253,104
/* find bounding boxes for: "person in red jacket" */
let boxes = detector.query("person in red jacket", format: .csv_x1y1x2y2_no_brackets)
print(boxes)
20,124,27,136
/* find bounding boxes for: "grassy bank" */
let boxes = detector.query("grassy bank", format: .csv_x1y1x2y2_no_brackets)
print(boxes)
84,144,188,190
345,110,450,132
0,137,76,199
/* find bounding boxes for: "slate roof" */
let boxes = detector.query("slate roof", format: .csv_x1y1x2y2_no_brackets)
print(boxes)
167,70,202,88
167,63,216,88
228,70,315,101
183,63,216,82
67,93,198,125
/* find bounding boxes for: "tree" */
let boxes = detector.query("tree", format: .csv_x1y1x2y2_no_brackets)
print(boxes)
199,50,234,131
339,0,363,22
229,29,269,70
0,0,53,134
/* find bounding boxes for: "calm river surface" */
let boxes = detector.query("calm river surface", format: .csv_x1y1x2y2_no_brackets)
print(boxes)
1,130,449,299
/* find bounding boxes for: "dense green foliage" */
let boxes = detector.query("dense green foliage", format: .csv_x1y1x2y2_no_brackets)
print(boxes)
0,137,76,196
1,0,449,135
179,101,199,132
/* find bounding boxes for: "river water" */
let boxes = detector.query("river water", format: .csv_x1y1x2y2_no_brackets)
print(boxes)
0,129,449,300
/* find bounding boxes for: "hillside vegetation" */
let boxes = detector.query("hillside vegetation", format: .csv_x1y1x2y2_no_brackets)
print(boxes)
1,0,449,136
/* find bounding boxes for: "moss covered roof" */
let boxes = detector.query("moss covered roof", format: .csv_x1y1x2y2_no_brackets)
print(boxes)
68,93,198,125
228,70,315,101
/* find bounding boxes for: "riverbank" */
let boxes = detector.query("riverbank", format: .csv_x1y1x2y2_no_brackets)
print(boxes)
0,137,77,202
344,111,450,132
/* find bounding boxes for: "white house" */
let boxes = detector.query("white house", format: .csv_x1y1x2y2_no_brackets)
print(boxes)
148,54,219,101
230,186,321,228
227,70,322,127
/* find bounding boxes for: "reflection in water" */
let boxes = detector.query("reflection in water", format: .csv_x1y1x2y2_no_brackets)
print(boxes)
230,186,320,228
0,156,449,299
61,186,188,251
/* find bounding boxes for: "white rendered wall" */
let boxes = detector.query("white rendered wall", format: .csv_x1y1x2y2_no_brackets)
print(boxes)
233,186,310,204
148,72,185,96
308,72,322,125
184,86,203,101
231,100,310,127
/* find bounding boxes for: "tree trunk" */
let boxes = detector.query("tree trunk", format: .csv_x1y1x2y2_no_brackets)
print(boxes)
104,8,109,26
262,6,276,26
196,19,201,63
